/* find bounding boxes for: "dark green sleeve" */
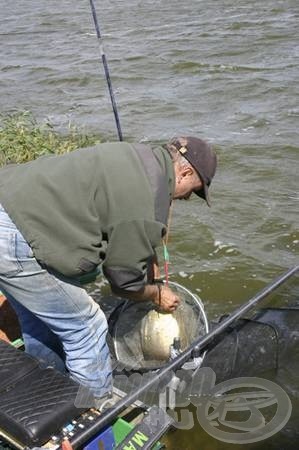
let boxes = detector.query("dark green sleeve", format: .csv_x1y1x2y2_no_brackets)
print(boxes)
102,219,166,291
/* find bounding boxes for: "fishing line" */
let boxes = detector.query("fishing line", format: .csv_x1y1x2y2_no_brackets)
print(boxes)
89,0,123,141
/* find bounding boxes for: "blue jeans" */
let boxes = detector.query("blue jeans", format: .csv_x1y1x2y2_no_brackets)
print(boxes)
0,204,112,399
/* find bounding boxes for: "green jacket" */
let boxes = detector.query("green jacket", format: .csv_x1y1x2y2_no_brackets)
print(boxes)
0,142,175,291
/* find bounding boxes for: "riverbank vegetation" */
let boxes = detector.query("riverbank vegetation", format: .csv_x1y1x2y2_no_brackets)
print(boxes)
0,112,101,166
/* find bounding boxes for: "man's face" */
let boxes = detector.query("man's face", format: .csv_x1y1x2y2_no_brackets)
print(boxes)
173,165,203,200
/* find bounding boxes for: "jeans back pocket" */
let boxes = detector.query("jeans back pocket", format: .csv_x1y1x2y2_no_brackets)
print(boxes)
0,228,34,278
0,231,23,277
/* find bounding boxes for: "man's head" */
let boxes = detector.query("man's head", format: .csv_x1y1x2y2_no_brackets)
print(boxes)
165,136,217,205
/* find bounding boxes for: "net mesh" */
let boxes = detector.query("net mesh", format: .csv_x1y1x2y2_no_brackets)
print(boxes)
110,281,208,370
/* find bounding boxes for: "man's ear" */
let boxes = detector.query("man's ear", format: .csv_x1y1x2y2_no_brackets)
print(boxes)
181,166,194,179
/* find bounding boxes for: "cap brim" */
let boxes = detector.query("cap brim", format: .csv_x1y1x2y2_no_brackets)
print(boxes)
194,183,211,207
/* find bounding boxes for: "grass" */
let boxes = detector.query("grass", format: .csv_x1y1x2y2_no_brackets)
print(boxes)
0,112,102,166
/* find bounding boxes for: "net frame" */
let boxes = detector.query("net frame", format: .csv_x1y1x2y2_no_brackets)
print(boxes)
109,281,209,371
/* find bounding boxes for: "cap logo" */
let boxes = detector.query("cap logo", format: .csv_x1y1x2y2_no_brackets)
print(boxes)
178,146,188,154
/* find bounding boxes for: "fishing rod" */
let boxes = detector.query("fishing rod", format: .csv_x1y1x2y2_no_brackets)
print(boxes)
89,0,123,141
67,265,298,449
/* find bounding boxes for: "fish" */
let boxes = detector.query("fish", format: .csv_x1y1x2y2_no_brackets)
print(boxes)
140,309,180,361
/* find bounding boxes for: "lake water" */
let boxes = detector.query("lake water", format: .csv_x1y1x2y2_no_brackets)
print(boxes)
0,0,298,448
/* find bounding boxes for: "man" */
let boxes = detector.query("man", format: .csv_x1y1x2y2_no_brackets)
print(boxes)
0,136,216,399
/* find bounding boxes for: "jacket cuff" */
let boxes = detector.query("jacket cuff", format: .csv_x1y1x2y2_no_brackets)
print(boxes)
103,266,146,291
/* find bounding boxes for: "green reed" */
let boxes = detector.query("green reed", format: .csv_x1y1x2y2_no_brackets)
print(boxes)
0,112,101,166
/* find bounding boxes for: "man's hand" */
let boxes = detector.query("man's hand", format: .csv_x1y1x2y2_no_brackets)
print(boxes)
153,284,180,313
111,283,180,313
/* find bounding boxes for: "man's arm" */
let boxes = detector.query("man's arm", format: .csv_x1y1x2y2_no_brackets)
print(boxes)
103,220,179,312
111,283,180,313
